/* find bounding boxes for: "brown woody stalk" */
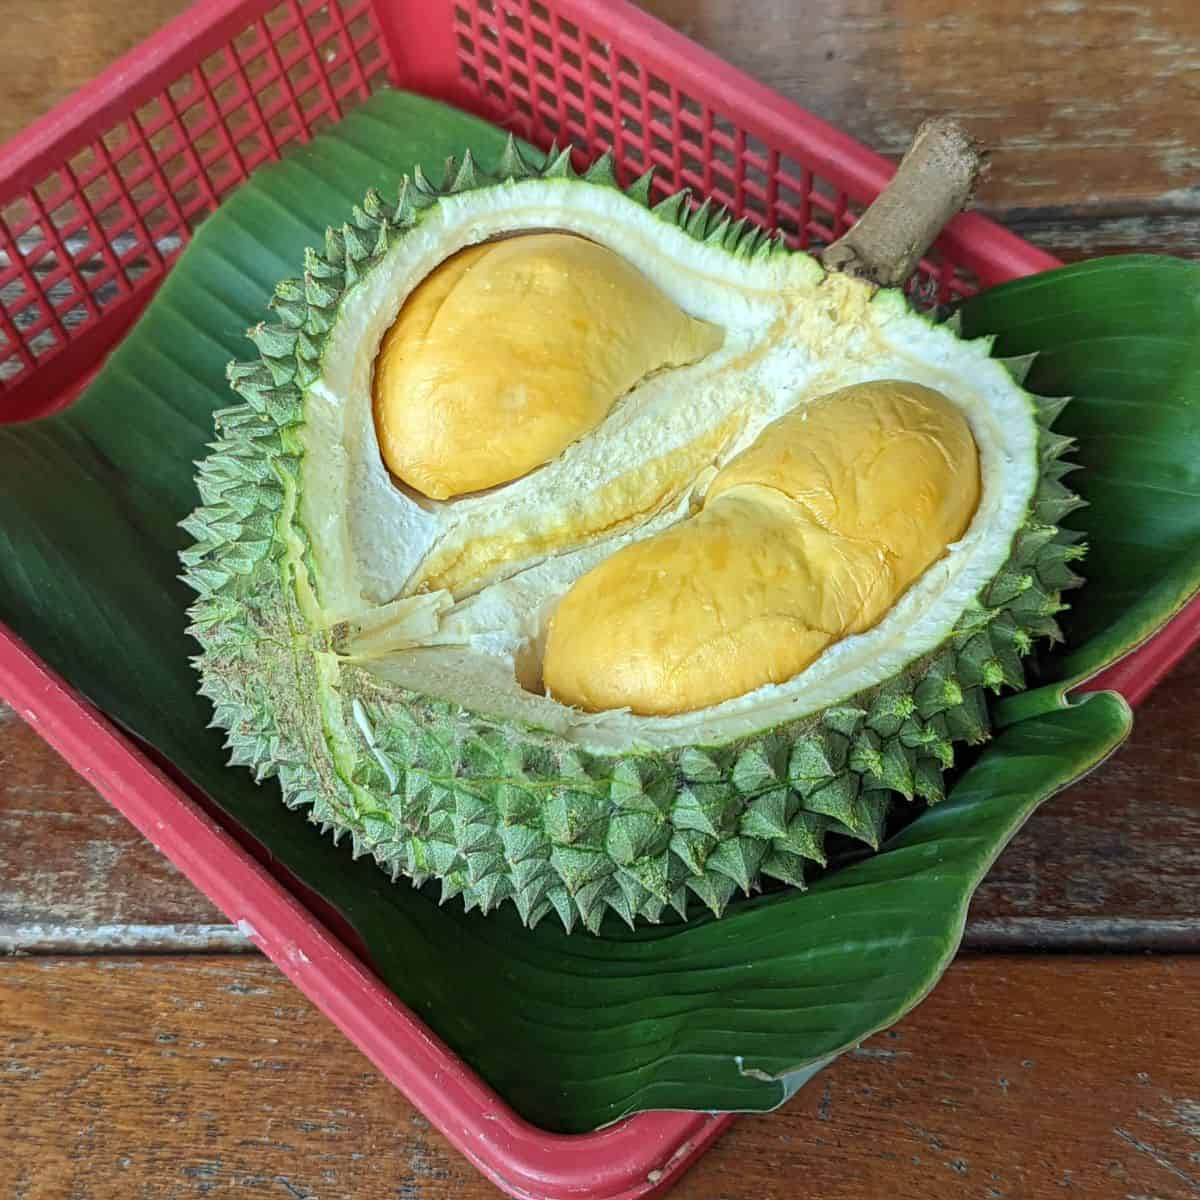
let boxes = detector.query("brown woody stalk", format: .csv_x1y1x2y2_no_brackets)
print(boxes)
818,116,987,289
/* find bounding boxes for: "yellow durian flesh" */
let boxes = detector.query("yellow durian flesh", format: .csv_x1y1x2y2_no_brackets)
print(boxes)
371,232,724,500
542,381,982,716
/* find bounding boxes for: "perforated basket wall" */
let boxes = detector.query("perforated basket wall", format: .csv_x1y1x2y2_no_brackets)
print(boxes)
449,0,973,295
0,0,999,425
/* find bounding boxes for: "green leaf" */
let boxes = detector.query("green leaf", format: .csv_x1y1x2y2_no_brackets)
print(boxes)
0,90,1166,1133
960,256,1200,723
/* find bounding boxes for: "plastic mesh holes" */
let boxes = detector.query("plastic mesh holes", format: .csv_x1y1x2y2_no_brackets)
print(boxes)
0,0,982,406
451,0,976,310
0,0,391,399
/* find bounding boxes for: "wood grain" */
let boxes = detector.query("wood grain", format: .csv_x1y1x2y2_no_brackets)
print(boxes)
638,0,1200,216
1003,206,1200,263
1,3,1198,1199
1,955,1197,1199
0,0,190,147
0,703,232,953
6,649,1198,952
967,649,1200,950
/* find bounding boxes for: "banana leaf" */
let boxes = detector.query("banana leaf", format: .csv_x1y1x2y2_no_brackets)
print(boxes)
0,89,1194,1133
959,257,1200,725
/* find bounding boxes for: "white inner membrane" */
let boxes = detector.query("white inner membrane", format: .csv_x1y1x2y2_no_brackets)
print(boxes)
301,178,1038,753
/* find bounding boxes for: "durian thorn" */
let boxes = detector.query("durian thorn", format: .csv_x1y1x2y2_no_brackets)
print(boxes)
818,116,987,289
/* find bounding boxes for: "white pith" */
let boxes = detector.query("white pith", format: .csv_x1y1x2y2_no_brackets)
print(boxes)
300,178,1038,753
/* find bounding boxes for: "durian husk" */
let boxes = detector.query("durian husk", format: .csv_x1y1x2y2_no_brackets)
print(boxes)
182,139,1085,933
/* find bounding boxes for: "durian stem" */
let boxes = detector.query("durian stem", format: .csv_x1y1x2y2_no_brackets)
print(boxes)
819,117,986,288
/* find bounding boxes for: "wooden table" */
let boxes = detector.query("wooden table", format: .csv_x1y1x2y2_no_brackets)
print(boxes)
2,1,1198,1197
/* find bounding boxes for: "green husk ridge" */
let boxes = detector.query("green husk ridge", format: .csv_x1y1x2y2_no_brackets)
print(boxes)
182,138,1085,933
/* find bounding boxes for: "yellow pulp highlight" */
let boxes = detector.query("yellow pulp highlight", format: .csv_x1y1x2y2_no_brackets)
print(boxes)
542,381,982,715
372,233,724,500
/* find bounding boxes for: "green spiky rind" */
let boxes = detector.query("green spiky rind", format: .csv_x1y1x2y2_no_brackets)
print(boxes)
183,138,1086,933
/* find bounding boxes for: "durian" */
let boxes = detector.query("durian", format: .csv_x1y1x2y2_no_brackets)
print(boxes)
183,124,1084,933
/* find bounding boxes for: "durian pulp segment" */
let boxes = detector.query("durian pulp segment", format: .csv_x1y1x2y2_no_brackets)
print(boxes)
542,382,982,716
371,233,724,500
305,177,1039,753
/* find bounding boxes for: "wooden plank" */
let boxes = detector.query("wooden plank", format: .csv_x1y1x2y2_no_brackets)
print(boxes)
0,702,233,953
0,955,1196,1198
5,648,1198,952
0,0,192,146
967,649,1200,951
638,0,1200,213
999,205,1200,263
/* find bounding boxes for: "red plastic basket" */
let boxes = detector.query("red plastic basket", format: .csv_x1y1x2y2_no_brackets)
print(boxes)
1,2,1196,1197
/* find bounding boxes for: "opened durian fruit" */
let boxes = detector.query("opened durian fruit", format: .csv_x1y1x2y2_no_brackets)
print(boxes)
184,119,1084,933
